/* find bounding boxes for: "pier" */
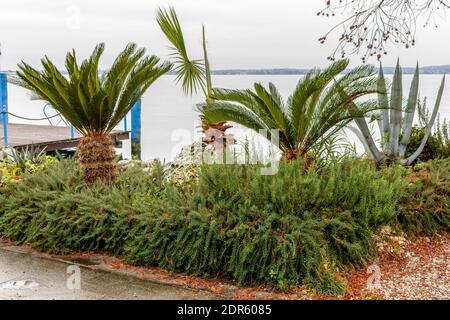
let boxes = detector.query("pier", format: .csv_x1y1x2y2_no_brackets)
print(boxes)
0,123,129,152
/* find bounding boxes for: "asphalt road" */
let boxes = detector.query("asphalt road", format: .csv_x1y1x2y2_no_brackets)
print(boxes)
0,249,219,300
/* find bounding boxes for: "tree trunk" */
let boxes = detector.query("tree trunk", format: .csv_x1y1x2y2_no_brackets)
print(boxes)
282,147,315,169
78,134,116,184
200,120,236,150
283,147,300,161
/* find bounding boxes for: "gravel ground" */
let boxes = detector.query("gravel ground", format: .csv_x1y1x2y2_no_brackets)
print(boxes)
377,235,449,299
345,233,450,300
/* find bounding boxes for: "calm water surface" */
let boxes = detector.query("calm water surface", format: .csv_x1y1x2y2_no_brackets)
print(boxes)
6,75,450,161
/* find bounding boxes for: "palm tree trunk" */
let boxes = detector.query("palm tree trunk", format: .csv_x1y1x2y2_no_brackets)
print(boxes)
78,134,116,184
200,117,236,149
283,147,299,160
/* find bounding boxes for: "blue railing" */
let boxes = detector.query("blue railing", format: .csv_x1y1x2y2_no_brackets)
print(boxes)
0,72,141,158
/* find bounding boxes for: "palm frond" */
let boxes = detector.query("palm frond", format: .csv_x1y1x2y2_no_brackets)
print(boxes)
199,101,268,132
201,59,379,160
13,43,172,136
157,6,206,96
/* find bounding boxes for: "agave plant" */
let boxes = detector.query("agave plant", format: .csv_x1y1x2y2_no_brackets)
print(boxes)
156,6,235,149
198,59,380,163
350,60,445,165
12,43,171,183
5,146,46,172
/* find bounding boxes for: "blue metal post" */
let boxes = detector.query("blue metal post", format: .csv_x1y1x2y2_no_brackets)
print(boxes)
70,125,75,139
131,99,141,159
0,73,8,147
123,115,128,132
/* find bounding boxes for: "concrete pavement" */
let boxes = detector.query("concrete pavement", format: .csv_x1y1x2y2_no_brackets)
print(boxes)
0,249,220,300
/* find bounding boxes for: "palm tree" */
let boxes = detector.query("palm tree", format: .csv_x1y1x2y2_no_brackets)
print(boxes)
156,6,235,149
198,60,380,163
12,43,171,183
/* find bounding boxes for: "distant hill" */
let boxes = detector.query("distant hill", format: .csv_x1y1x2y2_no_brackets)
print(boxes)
4,65,450,76
380,65,450,75
210,65,450,75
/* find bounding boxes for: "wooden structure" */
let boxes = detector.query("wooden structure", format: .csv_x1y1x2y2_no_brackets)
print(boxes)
0,72,139,157
0,123,129,152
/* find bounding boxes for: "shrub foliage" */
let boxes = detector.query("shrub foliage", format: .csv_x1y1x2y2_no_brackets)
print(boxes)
0,158,448,293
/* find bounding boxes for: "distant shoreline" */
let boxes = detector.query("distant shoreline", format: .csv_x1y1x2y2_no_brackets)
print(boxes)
207,65,450,75
2,65,449,76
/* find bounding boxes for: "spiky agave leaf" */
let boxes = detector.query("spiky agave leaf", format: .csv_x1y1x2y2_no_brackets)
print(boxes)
405,75,446,165
388,59,403,157
377,62,390,150
398,62,420,157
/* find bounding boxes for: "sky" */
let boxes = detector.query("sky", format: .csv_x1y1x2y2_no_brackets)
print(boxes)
1,0,450,71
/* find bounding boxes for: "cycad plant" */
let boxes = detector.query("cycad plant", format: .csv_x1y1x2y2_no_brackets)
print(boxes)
12,43,171,183
198,59,379,163
350,60,445,165
156,6,235,149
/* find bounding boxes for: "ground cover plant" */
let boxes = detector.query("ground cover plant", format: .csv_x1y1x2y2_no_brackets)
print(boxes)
0,157,447,295
0,148,58,187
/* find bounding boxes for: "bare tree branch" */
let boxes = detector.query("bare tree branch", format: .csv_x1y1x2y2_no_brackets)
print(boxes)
318,0,450,62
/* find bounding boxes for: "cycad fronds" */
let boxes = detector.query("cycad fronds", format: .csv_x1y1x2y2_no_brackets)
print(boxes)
157,6,237,148
198,60,379,160
11,43,171,183
11,43,172,136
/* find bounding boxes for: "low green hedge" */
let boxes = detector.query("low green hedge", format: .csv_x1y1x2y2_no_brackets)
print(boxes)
396,160,450,235
0,158,448,294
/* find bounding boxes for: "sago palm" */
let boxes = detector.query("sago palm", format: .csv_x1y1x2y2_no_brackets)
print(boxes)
198,60,380,162
156,6,235,149
12,43,171,183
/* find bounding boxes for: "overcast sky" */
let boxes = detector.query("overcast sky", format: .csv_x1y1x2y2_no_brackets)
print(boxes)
1,0,450,71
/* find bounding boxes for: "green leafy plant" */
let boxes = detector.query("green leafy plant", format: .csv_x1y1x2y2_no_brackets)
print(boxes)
0,149,58,186
405,98,450,161
198,59,379,163
306,271,346,296
396,160,450,235
0,157,448,295
352,60,446,165
6,146,46,172
11,43,171,183
0,163,22,186
157,6,235,148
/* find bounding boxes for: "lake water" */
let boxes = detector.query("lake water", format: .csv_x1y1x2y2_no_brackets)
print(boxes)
5,75,450,161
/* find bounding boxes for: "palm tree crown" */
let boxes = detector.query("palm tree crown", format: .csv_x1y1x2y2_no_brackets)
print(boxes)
157,6,236,148
156,6,210,97
198,60,380,160
11,43,172,183
12,43,172,136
